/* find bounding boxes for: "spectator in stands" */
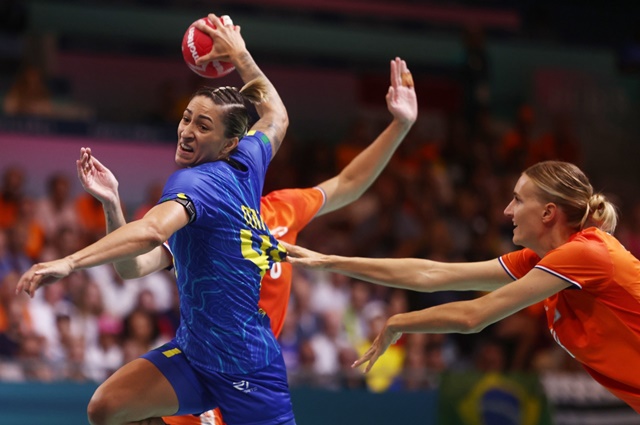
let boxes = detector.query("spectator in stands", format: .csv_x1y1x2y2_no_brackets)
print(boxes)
496,104,536,173
3,63,55,118
15,197,46,261
3,221,33,275
527,113,583,167
85,314,124,382
34,173,79,245
0,271,30,360
0,166,25,229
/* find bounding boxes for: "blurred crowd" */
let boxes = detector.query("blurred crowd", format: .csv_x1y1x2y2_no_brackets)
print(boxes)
3,96,639,393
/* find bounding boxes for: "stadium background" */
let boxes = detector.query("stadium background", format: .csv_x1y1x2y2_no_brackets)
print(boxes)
1,1,640,424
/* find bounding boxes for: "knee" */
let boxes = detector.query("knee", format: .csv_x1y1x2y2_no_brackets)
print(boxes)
87,389,120,425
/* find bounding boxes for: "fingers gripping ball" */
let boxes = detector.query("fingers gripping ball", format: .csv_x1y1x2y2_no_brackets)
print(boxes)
181,15,235,78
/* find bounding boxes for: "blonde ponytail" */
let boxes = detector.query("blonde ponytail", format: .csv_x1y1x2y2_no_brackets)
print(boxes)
585,193,618,233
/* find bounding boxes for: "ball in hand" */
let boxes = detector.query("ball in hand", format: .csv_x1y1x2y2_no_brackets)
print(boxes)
181,15,235,79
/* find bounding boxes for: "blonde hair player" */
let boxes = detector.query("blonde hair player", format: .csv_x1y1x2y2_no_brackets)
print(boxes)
285,160,640,414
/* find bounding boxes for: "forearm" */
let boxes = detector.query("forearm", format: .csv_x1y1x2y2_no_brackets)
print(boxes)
233,51,288,151
232,50,263,87
387,300,486,334
320,256,438,291
66,220,164,272
320,118,413,214
102,197,126,234
234,51,285,118
319,256,506,292
100,197,153,277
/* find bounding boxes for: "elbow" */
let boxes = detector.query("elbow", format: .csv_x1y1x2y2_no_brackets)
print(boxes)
268,104,289,134
277,110,289,139
456,304,489,334
142,220,168,249
458,317,487,334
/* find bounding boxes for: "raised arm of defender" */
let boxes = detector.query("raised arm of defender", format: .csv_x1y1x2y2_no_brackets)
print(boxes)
317,57,417,215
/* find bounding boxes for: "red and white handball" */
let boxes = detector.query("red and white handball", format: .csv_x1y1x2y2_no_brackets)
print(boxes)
181,15,236,79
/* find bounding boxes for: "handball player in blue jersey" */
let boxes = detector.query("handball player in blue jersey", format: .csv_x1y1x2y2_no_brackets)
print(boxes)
16,14,294,425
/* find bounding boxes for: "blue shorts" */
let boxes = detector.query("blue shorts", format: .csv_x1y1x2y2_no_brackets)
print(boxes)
142,340,295,425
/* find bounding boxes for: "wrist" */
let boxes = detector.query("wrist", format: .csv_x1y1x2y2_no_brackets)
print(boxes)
388,119,414,138
102,195,120,210
386,314,403,333
231,50,253,68
393,116,416,128
323,255,341,270
64,255,77,272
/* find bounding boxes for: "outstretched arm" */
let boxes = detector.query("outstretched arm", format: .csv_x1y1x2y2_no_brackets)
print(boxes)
16,201,188,298
283,241,512,292
77,148,173,278
317,57,417,215
353,269,570,372
195,14,288,157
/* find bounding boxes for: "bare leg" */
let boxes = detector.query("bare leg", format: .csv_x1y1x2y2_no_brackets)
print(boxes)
88,358,179,425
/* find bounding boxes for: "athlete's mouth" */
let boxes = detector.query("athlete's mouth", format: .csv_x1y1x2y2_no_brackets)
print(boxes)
180,142,194,152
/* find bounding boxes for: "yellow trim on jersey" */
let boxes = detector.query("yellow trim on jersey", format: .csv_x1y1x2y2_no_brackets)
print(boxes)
162,347,182,358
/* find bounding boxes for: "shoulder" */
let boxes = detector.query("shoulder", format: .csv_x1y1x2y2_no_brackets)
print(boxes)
547,228,610,263
231,130,273,174
262,187,324,205
500,248,540,280
164,166,208,190
537,228,615,288
261,187,325,217
261,187,326,231
236,130,272,156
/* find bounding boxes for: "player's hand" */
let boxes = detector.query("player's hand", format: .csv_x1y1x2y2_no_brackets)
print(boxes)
352,322,402,373
77,147,120,206
280,241,328,269
195,13,246,65
386,57,417,126
15,258,74,298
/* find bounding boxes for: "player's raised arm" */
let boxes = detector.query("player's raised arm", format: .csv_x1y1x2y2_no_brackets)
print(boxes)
195,14,288,158
317,57,417,215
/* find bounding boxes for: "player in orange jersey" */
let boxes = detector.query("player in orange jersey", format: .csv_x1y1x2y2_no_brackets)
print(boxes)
285,160,640,414
77,57,417,425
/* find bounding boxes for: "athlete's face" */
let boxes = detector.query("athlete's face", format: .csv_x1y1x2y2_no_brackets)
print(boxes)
175,95,238,168
504,174,547,248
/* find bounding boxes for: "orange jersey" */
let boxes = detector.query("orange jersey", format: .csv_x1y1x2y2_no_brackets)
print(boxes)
500,227,640,413
259,187,325,337
163,187,324,425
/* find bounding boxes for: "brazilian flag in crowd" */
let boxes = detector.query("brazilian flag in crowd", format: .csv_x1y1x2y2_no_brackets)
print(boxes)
438,371,553,425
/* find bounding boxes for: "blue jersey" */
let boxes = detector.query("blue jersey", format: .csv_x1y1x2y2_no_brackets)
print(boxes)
159,131,285,374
